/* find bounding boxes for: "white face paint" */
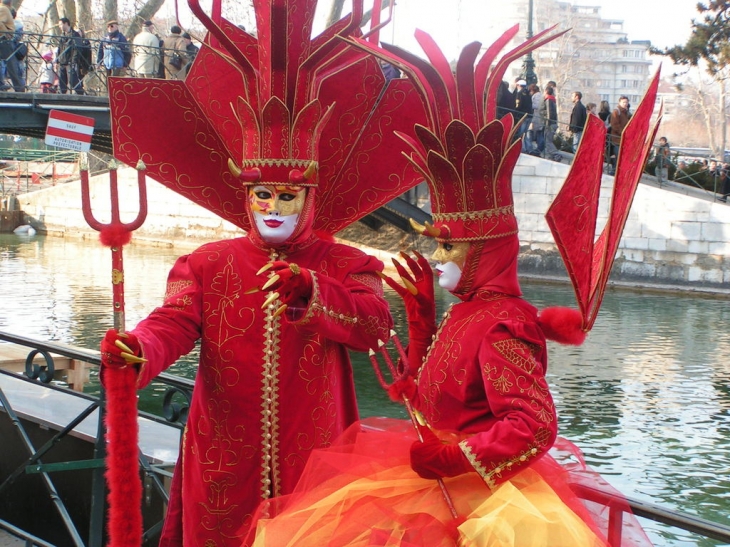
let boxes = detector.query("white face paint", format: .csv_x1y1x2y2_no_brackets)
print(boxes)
249,185,306,245
432,241,470,292
435,261,463,291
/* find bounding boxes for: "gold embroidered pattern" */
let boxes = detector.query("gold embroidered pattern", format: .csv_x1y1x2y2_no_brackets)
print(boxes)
350,272,385,296
492,338,541,375
165,279,193,299
296,273,321,325
460,440,543,490
260,251,283,499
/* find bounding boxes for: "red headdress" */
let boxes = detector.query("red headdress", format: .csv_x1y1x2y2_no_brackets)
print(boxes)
109,0,426,235
349,28,662,339
348,25,566,243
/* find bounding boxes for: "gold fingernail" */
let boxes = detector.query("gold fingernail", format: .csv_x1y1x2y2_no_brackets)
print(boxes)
402,278,418,295
261,292,280,309
256,263,274,276
115,340,133,354
121,352,148,364
244,285,261,294
261,274,280,291
273,304,288,318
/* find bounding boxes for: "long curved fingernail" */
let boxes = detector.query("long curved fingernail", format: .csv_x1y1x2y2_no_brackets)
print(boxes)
402,278,418,295
261,291,280,309
256,263,274,276
261,274,280,291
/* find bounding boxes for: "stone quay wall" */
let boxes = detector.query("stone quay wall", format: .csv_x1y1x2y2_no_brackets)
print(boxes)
17,156,730,289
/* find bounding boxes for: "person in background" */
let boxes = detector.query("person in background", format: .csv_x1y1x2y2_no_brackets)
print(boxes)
132,20,160,78
38,50,58,93
57,17,84,94
181,32,198,76
97,20,130,77
496,79,515,120
526,83,543,156
542,85,560,162
721,162,730,202
513,78,532,145
569,90,587,153
608,95,631,175
586,102,597,115
0,0,24,92
161,25,188,80
674,160,688,182
378,57,400,82
654,136,670,184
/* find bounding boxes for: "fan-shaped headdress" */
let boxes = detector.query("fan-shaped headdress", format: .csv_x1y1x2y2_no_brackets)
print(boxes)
348,25,565,242
109,0,426,234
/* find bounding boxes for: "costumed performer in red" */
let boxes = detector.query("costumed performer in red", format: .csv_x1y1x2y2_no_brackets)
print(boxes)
96,0,432,544
245,25,659,547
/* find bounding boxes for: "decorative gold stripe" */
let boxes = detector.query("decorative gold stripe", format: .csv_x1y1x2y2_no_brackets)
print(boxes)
243,159,317,169
433,205,514,222
460,440,542,490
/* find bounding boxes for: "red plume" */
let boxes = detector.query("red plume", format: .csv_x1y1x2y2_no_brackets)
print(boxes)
538,307,586,346
99,225,133,248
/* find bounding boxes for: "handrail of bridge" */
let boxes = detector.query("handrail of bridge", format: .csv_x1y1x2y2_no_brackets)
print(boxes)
0,330,729,545
0,146,77,163
3,30,195,96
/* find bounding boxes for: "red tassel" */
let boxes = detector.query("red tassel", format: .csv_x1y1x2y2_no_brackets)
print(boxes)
99,225,133,248
538,307,587,346
387,376,417,403
104,366,143,546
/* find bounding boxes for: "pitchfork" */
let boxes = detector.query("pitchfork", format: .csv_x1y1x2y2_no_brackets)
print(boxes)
80,157,147,547
369,332,459,519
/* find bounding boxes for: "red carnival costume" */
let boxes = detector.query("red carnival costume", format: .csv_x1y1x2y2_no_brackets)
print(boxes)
247,25,662,547
100,1,428,546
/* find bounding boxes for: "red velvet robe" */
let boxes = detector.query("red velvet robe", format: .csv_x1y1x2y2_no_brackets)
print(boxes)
132,235,392,547
415,237,558,490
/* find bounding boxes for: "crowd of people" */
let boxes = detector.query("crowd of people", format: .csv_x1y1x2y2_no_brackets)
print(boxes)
0,12,200,94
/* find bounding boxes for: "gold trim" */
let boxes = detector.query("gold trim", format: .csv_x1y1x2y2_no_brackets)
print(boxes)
460,440,542,490
243,159,317,169
433,205,514,222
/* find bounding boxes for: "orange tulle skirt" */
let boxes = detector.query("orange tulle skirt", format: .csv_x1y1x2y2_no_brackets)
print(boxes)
245,418,652,547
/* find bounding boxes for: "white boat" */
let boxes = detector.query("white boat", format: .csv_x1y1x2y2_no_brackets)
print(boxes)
12,225,36,236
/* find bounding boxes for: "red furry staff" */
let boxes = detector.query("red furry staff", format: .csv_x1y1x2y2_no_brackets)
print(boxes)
81,159,148,547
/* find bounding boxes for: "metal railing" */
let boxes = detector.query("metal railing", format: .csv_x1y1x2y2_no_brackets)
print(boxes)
2,31,195,96
0,330,192,547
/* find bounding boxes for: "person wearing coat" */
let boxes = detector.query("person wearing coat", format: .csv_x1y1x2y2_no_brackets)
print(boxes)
132,20,160,78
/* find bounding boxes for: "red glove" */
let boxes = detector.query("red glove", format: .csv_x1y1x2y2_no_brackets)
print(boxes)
381,251,437,370
410,425,473,480
259,261,313,306
100,329,145,369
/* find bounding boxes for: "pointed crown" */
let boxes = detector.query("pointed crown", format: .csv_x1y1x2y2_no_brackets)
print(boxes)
350,25,565,241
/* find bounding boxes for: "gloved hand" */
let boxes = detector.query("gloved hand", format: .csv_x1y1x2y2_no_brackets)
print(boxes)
381,251,437,370
410,425,473,480
100,328,146,369
258,261,313,314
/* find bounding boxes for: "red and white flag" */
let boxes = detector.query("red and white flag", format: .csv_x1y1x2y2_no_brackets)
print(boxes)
45,110,95,152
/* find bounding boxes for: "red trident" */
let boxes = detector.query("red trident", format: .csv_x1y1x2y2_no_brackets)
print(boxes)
369,332,459,520
81,158,147,547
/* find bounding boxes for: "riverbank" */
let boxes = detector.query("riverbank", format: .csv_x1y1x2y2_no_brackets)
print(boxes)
13,154,730,293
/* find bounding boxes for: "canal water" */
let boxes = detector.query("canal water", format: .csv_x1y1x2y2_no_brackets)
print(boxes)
1,233,729,546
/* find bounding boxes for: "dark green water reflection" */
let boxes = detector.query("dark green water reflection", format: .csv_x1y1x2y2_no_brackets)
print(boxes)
1,234,729,546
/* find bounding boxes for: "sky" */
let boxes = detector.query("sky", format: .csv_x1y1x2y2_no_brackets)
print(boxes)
381,0,701,61
18,0,701,55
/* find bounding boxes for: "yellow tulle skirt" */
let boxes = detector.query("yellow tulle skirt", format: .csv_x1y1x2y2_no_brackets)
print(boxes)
246,418,652,547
